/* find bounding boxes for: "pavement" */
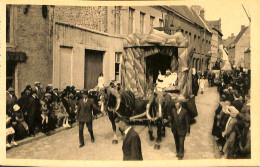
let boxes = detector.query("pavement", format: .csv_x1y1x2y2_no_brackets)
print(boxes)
6,83,221,160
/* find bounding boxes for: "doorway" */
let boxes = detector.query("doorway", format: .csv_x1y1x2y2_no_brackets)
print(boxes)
84,49,104,90
145,53,172,90
59,47,72,90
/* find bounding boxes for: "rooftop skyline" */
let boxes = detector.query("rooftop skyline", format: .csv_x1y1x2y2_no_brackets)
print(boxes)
198,0,250,39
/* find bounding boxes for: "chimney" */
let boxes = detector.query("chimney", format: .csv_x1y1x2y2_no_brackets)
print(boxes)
200,8,205,19
191,5,201,15
231,33,234,37
241,25,246,30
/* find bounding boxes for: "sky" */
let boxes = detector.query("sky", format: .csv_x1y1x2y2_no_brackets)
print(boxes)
197,1,251,39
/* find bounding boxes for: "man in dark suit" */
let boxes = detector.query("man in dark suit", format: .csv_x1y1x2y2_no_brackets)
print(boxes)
118,117,143,161
76,90,100,148
27,88,41,136
34,82,43,100
231,92,243,112
168,96,190,160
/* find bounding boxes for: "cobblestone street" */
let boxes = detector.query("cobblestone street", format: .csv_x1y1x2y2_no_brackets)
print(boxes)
7,84,220,160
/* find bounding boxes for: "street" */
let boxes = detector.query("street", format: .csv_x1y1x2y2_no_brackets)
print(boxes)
6,85,220,160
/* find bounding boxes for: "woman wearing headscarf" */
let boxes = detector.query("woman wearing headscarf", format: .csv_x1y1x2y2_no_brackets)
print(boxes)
222,106,239,158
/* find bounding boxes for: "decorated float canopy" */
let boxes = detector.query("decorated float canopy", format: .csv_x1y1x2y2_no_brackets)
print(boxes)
120,29,195,99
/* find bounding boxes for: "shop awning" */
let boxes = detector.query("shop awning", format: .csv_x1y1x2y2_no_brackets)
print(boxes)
6,51,27,62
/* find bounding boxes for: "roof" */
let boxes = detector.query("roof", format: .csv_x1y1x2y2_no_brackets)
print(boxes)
190,9,212,33
167,6,210,32
229,26,249,47
208,20,222,35
223,36,236,48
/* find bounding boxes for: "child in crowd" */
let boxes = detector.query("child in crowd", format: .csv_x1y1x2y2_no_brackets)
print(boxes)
6,115,17,148
54,98,70,128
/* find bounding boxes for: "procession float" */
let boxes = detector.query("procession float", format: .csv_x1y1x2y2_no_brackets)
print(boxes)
98,29,198,149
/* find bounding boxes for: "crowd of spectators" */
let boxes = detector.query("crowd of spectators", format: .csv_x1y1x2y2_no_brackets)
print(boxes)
6,82,103,149
211,69,251,159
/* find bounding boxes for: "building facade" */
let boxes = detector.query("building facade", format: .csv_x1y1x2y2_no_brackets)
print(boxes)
6,5,167,96
244,48,250,70
6,5,126,96
107,6,166,36
164,5,212,72
6,5,53,96
207,19,223,70
225,25,250,69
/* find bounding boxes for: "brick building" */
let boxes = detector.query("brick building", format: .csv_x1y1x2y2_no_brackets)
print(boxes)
6,5,125,96
6,5,167,96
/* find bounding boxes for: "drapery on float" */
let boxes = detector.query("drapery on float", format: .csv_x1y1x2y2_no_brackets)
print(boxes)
121,29,195,100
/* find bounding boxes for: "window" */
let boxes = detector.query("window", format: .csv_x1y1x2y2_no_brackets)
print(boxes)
114,6,121,34
140,12,145,34
194,35,197,51
6,62,16,90
129,8,135,34
201,39,204,54
6,6,10,43
6,5,15,46
159,19,163,27
115,52,122,81
6,5,12,43
150,16,155,31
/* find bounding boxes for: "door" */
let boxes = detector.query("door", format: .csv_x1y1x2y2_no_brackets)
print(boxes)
59,47,72,90
85,49,104,90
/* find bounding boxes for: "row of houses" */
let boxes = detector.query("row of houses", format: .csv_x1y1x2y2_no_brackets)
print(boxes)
6,5,223,96
223,25,250,70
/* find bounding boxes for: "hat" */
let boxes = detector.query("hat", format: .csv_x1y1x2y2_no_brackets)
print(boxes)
81,89,88,95
25,85,32,90
53,88,58,91
13,104,20,111
45,93,52,97
8,87,15,92
220,95,227,101
69,93,74,97
227,106,239,118
47,84,53,87
223,89,228,92
181,67,189,72
34,81,40,85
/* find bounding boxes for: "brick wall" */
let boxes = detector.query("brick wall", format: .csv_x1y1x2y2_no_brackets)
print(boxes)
54,6,108,33
7,5,53,96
